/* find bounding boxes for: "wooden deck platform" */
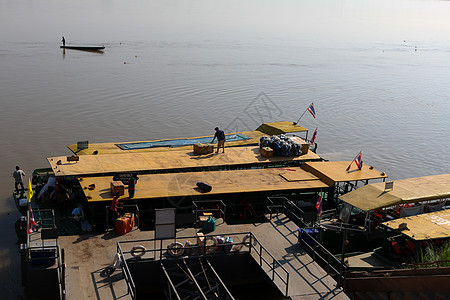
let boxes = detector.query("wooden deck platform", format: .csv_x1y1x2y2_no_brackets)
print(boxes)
80,167,330,202
301,161,387,185
60,214,348,299
48,146,321,177
67,122,308,155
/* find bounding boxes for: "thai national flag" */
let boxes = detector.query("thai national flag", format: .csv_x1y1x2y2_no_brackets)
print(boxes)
315,192,323,217
28,205,36,234
310,128,317,146
355,151,363,170
307,102,315,118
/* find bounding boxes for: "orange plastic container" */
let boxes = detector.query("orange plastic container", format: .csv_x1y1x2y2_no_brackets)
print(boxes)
115,217,128,235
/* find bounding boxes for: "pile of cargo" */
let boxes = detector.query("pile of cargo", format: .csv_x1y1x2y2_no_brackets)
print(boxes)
259,135,303,157
193,143,214,155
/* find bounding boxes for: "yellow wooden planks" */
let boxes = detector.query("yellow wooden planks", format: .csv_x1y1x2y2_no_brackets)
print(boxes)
340,174,450,211
48,146,321,177
68,122,308,155
301,161,387,186
382,210,450,241
279,168,320,182
80,167,330,202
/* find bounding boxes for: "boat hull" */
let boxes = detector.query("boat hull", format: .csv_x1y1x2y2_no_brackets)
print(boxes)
60,45,105,51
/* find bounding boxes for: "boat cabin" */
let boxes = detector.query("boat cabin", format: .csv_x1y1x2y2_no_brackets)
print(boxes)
325,174,450,235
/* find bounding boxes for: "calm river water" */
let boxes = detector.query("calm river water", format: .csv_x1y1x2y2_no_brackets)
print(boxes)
1,0,449,297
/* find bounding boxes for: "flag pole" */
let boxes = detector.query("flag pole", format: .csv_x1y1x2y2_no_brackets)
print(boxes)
346,151,361,172
294,103,312,125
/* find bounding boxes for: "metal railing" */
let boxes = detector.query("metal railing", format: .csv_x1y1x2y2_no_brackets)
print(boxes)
412,260,450,269
25,207,65,300
319,220,366,234
298,230,347,287
160,260,182,300
266,196,347,288
250,234,290,297
31,208,56,229
193,200,226,223
117,231,289,298
266,196,312,228
117,246,137,299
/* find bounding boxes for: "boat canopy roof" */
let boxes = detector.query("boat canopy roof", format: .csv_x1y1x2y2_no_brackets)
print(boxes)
339,174,450,212
255,121,307,135
381,209,450,241
48,145,321,177
80,167,330,202
301,161,387,186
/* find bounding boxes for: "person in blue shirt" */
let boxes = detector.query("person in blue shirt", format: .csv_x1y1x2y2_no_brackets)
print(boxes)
211,127,226,153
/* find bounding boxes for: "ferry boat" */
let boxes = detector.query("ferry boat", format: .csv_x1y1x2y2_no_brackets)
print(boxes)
17,123,391,299
344,209,450,299
318,174,450,252
60,45,105,51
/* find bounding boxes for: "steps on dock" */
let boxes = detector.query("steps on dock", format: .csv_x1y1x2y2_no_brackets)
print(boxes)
161,257,234,299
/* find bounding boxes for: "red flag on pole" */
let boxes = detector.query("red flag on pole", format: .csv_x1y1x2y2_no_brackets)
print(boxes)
310,128,317,146
307,102,316,118
354,151,363,170
346,151,363,172
315,192,323,217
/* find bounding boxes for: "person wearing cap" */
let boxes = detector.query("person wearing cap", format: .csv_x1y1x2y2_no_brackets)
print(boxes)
211,127,226,153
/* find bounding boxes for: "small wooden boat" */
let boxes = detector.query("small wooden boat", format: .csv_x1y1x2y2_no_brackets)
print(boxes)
60,45,105,51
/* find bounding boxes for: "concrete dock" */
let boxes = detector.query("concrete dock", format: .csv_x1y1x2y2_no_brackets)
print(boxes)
60,214,348,299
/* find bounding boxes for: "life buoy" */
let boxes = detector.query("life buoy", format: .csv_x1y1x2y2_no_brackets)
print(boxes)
204,237,217,254
130,245,146,258
112,253,121,268
167,242,185,257
242,234,256,248
242,234,251,248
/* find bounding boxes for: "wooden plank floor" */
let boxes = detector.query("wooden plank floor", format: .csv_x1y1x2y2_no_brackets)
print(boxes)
68,130,263,155
80,167,330,202
60,214,348,299
49,145,320,177
302,161,387,185
67,122,308,155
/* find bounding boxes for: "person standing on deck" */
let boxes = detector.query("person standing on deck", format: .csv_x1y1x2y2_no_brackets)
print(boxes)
128,178,136,198
13,166,25,194
61,36,65,47
212,127,226,153
110,192,123,218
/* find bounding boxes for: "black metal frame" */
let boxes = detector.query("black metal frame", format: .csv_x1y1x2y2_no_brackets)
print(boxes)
193,200,226,224
25,208,66,300
116,231,290,299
